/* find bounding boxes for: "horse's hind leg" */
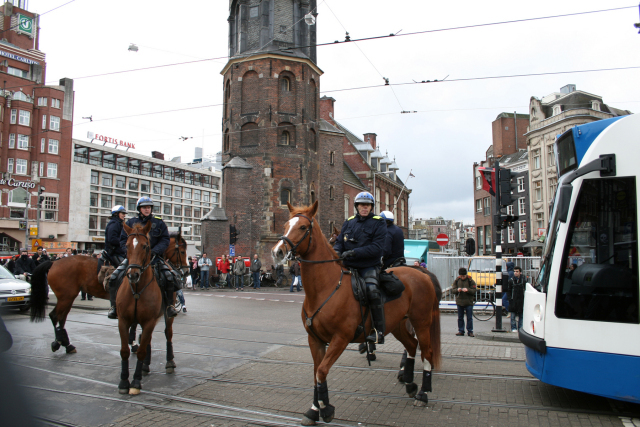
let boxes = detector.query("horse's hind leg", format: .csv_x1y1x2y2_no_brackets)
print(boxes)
49,298,76,354
302,335,326,426
130,321,153,395
165,317,176,374
391,320,419,397
413,318,435,406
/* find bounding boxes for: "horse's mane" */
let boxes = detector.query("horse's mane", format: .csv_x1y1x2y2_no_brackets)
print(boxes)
169,231,185,244
131,222,147,233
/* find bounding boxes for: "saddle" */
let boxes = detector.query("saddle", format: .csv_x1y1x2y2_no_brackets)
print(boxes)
350,269,404,307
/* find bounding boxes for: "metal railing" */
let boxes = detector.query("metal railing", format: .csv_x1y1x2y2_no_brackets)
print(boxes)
427,254,541,303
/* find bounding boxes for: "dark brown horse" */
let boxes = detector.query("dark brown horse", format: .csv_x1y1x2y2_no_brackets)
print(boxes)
29,233,188,355
117,221,179,395
272,202,441,425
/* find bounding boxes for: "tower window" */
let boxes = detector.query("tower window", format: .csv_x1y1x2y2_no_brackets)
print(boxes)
281,77,290,92
330,151,335,165
281,131,290,146
329,186,335,200
224,129,230,152
280,189,291,205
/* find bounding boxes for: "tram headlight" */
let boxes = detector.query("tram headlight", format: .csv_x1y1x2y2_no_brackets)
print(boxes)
533,304,542,322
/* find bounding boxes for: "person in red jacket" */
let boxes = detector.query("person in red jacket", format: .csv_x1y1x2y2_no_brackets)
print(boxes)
218,254,231,289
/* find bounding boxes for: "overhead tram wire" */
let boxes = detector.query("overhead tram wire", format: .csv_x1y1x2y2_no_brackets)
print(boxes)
24,4,635,88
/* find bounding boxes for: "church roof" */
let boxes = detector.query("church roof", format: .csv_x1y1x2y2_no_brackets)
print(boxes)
318,119,344,134
223,157,253,169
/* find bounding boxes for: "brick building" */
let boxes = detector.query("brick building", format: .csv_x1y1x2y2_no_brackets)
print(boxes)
202,0,410,261
0,1,74,253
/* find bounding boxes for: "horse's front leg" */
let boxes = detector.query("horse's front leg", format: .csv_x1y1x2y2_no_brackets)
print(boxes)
118,320,131,394
165,317,176,374
302,334,326,426
129,321,154,395
314,335,350,424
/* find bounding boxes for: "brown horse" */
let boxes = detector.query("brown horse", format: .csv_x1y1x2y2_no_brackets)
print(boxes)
117,221,180,395
29,233,188,355
272,201,441,425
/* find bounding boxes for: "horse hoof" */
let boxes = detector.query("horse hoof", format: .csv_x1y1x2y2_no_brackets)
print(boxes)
406,382,418,398
131,344,139,353
118,379,130,393
166,367,174,374
319,404,335,423
301,415,317,426
51,341,61,352
65,345,77,354
358,343,367,354
142,364,150,376
414,390,429,406
367,353,376,361
129,388,141,395
118,388,129,394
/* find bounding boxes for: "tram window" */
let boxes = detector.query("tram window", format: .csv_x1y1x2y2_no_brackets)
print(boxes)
556,133,577,177
555,177,638,324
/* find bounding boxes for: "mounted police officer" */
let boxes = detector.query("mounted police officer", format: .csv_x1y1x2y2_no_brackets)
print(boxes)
380,210,405,269
113,197,178,318
106,205,127,319
333,191,387,344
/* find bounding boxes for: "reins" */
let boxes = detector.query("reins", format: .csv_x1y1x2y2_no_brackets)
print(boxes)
125,230,154,323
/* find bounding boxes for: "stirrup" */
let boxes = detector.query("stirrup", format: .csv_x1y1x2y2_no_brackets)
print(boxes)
366,329,384,344
166,306,178,318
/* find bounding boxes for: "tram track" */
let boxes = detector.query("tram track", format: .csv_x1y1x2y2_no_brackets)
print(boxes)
13,361,640,420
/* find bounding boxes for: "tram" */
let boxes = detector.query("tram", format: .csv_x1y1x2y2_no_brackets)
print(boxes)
520,114,640,403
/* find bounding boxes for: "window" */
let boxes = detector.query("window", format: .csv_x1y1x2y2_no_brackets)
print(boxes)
194,189,201,201
535,212,544,233
90,193,98,207
37,97,47,106
519,221,527,242
102,173,112,187
554,177,638,323
39,162,43,176
116,157,128,171
475,175,481,189
8,67,27,78
280,131,290,145
16,134,28,150
18,110,30,126
15,159,27,175
485,225,491,253
42,114,46,129
50,116,60,131
51,99,60,108
385,192,389,210
89,150,101,166
13,91,28,101
101,194,112,208
89,215,97,229
194,224,201,235
280,189,291,205
483,197,490,216
42,197,58,221
549,178,558,201
329,186,334,200
90,171,99,185
534,181,542,201
330,151,335,165
401,199,405,227
184,187,192,199
115,196,125,206
47,163,57,178
344,196,349,219
507,205,514,215
375,188,381,214
174,205,181,216
140,180,150,192
476,199,482,212
10,109,16,124
48,139,59,154
517,176,525,192
115,175,126,189
184,206,192,217
547,145,556,167
8,134,15,149
281,76,290,92
7,158,13,174
175,187,182,198
533,149,541,169
501,229,504,244
127,199,137,211
153,182,161,194
163,203,171,215
518,197,526,215
164,185,172,196
508,225,515,243
41,138,45,153
194,208,201,218
129,178,138,191
10,209,24,218
203,192,210,202
478,228,484,255
128,159,140,175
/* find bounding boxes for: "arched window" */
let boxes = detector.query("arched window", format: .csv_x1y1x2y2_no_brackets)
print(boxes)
280,189,291,205
281,76,290,92
278,122,294,146
224,80,231,119
330,151,335,165
241,122,259,146
224,129,230,152
281,131,290,145
278,72,296,113
241,70,259,114
344,195,349,219
309,79,317,120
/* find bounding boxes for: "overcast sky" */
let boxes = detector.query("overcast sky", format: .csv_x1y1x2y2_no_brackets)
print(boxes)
28,0,640,224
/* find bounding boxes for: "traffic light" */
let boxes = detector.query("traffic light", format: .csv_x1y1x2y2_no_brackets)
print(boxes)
38,186,45,207
465,238,476,256
496,214,519,230
229,225,238,245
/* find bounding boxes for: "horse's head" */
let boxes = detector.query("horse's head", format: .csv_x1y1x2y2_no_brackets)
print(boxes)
272,200,319,264
123,221,152,284
166,232,189,278
328,224,341,245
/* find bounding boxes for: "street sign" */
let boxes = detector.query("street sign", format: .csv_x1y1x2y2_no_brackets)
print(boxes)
18,220,27,230
436,233,449,247
229,244,235,257
31,239,42,251
29,225,38,236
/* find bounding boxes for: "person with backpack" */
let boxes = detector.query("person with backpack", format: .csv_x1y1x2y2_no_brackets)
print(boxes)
453,267,477,337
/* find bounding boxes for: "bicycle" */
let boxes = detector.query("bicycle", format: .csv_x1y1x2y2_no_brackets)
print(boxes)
472,289,496,321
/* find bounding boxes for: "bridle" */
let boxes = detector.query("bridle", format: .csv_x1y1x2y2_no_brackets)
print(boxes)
125,231,152,286
166,236,189,283
278,213,314,260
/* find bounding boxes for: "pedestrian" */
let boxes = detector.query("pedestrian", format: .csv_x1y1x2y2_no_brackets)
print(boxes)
290,260,302,292
333,191,387,344
176,288,187,313
191,256,200,288
233,255,245,291
32,246,50,267
507,266,525,332
413,260,420,267
250,254,262,289
218,254,231,288
14,248,36,279
63,248,72,257
453,267,476,337
6,254,18,274
380,211,405,269
198,253,213,290
503,259,515,314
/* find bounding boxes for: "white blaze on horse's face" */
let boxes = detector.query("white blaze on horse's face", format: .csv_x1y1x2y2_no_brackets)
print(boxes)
133,238,138,250
272,216,299,264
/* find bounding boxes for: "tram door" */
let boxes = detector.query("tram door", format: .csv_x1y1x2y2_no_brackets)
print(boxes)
546,176,639,355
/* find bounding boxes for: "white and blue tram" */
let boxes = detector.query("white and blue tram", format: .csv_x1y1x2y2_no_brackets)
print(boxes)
520,113,640,403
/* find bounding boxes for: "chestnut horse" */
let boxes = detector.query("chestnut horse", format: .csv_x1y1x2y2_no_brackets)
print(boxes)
29,233,188,355
272,202,441,425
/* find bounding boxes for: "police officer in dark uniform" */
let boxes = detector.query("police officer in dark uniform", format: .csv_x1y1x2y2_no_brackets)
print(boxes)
333,191,387,344
106,205,127,319
116,196,178,318
380,210,405,269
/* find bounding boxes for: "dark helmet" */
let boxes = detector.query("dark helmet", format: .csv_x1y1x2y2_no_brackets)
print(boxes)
354,191,374,207
136,196,154,212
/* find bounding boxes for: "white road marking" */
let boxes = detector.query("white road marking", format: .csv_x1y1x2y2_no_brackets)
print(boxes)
285,301,295,303
255,298,265,300
270,299,279,302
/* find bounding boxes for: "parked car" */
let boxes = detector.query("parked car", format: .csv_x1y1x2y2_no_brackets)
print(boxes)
0,265,31,311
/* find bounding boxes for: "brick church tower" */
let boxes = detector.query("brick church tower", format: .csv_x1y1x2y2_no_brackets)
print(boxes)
202,0,344,262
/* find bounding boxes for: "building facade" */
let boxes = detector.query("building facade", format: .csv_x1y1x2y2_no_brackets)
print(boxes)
497,149,530,254
0,2,74,254
525,85,632,235
70,139,221,254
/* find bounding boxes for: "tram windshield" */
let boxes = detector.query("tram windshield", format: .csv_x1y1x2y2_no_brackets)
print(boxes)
555,132,578,178
535,177,563,293
554,177,638,324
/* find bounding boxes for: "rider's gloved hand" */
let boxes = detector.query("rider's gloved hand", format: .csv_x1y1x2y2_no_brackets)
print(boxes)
341,250,356,259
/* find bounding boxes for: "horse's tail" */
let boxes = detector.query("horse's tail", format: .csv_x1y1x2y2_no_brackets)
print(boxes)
30,260,54,322
425,268,442,369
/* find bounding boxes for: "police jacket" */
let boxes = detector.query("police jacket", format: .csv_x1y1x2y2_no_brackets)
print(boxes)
383,222,405,268
333,212,386,269
119,213,170,258
106,216,126,258
14,255,36,275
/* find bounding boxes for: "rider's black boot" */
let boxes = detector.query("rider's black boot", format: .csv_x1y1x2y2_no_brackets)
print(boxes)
107,284,118,319
365,287,385,344
165,289,178,318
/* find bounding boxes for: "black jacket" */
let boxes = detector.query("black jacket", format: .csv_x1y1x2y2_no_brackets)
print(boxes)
106,216,126,258
383,222,405,268
31,253,50,267
14,256,36,275
333,212,386,269
507,275,526,314
120,213,170,257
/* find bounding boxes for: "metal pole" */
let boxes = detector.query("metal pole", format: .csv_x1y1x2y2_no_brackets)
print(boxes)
23,202,29,250
36,196,42,241
493,160,506,332
392,169,413,216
